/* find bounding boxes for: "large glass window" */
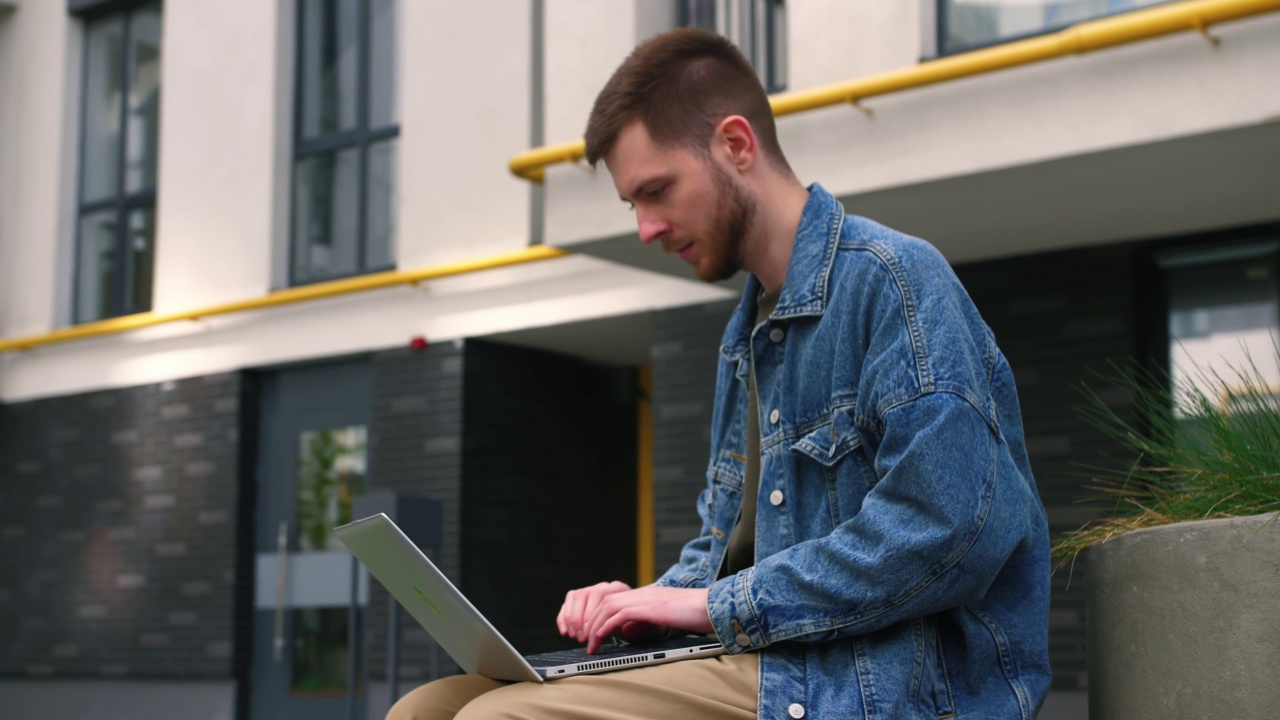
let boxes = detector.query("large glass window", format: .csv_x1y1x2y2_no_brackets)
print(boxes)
1161,242,1280,417
938,0,1173,55
74,2,162,323
681,0,787,93
292,0,399,285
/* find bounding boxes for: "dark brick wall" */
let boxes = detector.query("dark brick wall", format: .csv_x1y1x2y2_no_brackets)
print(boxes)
460,340,637,656
363,339,641,685
649,300,737,572
364,343,465,682
0,373,246,678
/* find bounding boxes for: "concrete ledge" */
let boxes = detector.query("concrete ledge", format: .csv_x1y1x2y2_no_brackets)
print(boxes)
1086,512,1280,719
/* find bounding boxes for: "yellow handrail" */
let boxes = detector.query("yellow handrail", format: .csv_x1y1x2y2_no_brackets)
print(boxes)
508,0,1280,182
0,245,570,354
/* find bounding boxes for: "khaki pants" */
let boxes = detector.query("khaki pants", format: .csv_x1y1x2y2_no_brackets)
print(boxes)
386,653,758,720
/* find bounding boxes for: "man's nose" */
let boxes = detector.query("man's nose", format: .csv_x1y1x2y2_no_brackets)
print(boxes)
637,213,670,245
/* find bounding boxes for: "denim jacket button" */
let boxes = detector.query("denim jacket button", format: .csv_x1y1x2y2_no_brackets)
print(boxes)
788,703,805,718
734,632,752,647
769,408,780,424
769,490,784,506
769,327,785,342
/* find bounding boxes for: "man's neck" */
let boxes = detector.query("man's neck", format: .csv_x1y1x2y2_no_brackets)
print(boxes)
742,178,810,294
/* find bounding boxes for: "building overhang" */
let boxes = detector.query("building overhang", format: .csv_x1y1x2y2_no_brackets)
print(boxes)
551,120,1280,278
844,119,1280,265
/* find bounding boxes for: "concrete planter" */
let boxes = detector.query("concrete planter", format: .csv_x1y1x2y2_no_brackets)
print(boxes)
1086,512,1280,719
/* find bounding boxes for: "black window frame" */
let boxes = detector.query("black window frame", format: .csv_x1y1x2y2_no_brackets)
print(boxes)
71,0,162,323
934,0,1180,57
289,0,400,288
679,0,787,94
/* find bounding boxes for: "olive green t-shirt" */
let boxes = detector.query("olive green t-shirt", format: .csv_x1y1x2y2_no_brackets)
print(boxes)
722,284,782,578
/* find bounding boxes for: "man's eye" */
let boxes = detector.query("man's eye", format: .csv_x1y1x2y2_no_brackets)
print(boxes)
648,186,665,199
626,202,636,211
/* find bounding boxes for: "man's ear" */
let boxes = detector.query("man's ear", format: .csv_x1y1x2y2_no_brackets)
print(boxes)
714,116,757,173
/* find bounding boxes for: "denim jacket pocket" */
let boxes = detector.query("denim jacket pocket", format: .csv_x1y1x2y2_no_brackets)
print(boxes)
790,407,862,468
920,615,959,719
788,408,866,530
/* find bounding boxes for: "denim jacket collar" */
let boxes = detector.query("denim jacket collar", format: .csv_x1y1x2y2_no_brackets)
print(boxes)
721,183,845,362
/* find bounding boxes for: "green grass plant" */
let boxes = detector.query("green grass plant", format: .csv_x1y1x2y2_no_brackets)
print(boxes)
1051,350,1280,570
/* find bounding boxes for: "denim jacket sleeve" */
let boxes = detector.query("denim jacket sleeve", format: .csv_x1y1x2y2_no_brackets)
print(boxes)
651,485,717,589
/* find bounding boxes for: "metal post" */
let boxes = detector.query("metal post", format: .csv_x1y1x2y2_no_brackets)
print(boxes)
529,0,545,246
346,556,360,720
388,593,401,704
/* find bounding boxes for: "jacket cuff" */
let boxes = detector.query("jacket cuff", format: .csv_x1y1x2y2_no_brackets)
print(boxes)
654,565,697,589
707,567,765,653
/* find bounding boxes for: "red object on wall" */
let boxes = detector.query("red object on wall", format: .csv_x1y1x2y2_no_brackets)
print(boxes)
409,335,428,352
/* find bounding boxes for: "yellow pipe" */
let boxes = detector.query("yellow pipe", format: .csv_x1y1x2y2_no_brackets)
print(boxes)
636,365,655,586
509,0,1280,181
508,140,588,184
0,245,570,353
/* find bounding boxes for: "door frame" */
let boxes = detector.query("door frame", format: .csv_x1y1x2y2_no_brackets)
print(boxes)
243,357,374,720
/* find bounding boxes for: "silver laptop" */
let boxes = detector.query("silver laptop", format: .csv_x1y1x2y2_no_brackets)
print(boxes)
333,513,726,682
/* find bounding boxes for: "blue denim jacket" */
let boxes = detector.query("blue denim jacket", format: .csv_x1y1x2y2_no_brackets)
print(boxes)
655,184,1051,719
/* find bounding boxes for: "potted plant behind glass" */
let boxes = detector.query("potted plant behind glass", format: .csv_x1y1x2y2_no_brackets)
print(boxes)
1053,352,1280,720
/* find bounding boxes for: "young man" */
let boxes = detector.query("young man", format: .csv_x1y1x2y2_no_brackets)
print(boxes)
389,28,1051,720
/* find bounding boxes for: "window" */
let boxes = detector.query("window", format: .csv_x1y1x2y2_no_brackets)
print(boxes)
291,0,399,286
681,0,787,93
938,0,1173,56
73,2,162,323
1161,241,1280,417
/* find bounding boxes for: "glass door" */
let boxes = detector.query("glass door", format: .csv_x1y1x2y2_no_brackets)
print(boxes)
251,360,373,720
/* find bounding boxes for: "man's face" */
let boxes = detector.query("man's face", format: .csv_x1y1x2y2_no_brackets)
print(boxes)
604,121,755,283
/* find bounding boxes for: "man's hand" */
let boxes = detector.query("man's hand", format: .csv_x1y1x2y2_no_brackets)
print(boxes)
557,581,713,654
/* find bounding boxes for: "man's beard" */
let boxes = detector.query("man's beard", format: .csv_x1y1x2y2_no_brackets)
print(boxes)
694,162,755,283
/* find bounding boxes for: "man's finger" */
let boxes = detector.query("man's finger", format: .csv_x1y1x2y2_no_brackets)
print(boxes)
585,590,642,647
559,581,631,641
556,589,576,635
581,582,623,639
560,588,586,639
588,605,645,654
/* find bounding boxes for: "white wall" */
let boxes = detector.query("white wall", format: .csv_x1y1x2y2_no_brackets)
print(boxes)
540,1,659,254
397,0,533,268
790,0,923,86
544,0,635,148
0,9,13,334
151,0,285,313
0,2,79,338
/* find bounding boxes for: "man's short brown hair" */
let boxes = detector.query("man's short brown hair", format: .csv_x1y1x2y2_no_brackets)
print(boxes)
585,28,788,171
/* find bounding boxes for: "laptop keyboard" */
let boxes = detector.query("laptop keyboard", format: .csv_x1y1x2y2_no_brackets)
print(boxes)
523,644,636,664
523,636,716,667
